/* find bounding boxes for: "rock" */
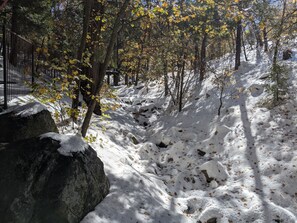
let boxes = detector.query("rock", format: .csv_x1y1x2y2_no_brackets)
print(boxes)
197,149,206,156
0,135,109,223
206,217,217,223
283,49,293,60
127,132,139,145
200,160,229,184
157,142,168,148
249,84,264,97
0,102,58,143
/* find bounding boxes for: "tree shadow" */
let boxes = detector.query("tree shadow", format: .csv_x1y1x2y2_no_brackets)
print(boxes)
81,169,185,223
235,72,271,222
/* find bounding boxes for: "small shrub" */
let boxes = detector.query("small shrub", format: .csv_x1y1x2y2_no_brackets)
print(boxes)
266,62,289,106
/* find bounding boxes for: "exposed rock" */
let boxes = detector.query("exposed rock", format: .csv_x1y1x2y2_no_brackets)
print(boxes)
249,84,264,97
197,149,206,156
0,102,58,143
127,132,139,145
201,169,214,183
200,160,229,184
0,135,109,223
283,49,293,60
206,217,217,223
157,142,168,148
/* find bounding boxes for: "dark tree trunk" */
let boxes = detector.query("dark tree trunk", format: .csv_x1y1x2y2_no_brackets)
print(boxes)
194,41,199,76
81,0,130,137
113,72,120,86
263,26,268,52
163,60,169,96
199,32,207,82
125,73,128,85
179,56,185,112
252,21,263,48
72,0,94,121
235,19,242,70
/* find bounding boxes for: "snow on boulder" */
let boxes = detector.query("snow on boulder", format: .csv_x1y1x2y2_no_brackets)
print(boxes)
40,132,88,156
0,101,47,117
0,102,58,143
0,135,109,223
200,160,229,184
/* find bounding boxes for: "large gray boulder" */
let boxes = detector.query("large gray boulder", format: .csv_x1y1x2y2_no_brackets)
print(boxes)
0,134,110,223
0,102,58,143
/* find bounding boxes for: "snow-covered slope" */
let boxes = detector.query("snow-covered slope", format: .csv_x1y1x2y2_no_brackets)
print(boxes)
80,46,297,223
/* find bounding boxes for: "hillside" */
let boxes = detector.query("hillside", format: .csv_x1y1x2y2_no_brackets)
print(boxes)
74,47,297,223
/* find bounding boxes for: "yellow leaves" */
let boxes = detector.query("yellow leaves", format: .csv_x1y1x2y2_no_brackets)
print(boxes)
69,59,78,65
205,0,215,7
173,6,181,18
221,24,228,33
153,5,167,15
259,21,266,31
38,87,48,95
162,2,168,8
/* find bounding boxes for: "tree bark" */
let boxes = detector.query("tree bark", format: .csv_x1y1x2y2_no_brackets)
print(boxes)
81,0,130,137
71,0,94,121
199,32,207,82
163,60,169,96
194,40,199,76
179,55,185,112
252,21,263,48
235,19,242,70
263,26,268,52
273,0,287,66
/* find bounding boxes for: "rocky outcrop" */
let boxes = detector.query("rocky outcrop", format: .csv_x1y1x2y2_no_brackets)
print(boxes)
0,102,58,143
0,135,110,223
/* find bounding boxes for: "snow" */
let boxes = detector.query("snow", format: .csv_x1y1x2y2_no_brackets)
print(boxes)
79,46,297,223
5,46,297,222
40,132,88,157
0,101,47,117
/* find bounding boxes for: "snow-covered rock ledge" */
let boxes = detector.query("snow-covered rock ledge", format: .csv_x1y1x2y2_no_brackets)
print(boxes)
0,101,58,143
40,132,88,156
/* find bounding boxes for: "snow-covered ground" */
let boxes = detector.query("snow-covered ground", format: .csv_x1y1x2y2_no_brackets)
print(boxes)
6,46,297,223
79,47,297,223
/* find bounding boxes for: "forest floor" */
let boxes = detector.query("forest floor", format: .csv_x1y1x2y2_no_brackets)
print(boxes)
79,46,297,223
7,46,297,223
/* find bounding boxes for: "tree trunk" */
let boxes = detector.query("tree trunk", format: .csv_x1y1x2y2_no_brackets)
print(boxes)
235,19,242,70
125,73,128,85
194,41,199,76
273,0,287,66
252,21,263,48
179,55,185,112
263,26,268,52
199,32,207,82
113,71,120,86
71,0,94,121
81,0,130,137
163,60,169,96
